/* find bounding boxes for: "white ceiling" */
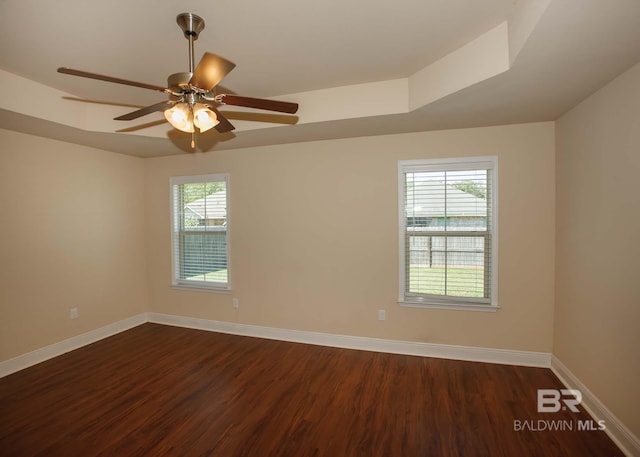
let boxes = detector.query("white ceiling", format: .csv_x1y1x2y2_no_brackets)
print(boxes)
1,0,639,157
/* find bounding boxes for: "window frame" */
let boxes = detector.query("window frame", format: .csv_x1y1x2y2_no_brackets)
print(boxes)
169,173,231,293
397,157,498,312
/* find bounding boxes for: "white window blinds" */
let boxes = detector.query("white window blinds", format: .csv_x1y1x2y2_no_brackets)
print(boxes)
170,174,229,290
398,158,497,309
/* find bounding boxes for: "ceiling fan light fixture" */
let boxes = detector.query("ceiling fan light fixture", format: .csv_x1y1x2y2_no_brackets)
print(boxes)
57,12,299,143
193,104,219,132
164,104,194,133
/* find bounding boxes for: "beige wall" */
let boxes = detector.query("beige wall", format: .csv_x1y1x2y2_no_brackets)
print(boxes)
0,121,555,363
145,122,555,352
0,129,148,361
555,62,640,437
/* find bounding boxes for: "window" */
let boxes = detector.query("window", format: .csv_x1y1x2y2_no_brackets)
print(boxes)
170,174,230,291
398,157,497,311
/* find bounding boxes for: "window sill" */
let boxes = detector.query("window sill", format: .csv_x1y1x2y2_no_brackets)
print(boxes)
171,284,232,294
398,300,499,312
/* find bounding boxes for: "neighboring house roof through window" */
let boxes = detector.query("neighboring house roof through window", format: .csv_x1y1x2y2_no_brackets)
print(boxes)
405,181,487,218
184,191,227,220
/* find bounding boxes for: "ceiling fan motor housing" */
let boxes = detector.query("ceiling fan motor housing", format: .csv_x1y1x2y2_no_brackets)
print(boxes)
167,72,193,93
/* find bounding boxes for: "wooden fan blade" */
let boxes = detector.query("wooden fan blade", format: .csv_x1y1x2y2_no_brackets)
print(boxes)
219,94,298,114
205,105,235,133
57,67,169,93
114,100,177,121
189,53,236,91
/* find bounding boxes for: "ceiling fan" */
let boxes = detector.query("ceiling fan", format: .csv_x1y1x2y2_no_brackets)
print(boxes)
57,13,299,149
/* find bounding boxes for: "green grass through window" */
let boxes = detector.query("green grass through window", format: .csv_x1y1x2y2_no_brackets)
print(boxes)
409,266,485,297
186,269,228,283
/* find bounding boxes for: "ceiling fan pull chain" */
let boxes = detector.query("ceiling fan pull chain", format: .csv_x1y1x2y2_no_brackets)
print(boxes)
189,104,196,150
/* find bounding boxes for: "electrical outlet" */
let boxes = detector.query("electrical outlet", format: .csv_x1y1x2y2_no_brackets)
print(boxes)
70,307,79,319
232,298,239,309
378,309,386,321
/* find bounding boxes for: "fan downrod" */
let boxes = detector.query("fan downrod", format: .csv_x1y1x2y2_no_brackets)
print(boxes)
176,13,205,74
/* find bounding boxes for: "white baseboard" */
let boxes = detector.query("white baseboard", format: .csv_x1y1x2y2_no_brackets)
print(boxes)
0,312,551,380
551,355,640,457
0,311,550,376
147,312,551,367
0,313,148,378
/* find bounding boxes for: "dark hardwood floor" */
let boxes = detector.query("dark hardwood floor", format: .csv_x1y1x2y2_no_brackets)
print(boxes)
0,323,623,456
